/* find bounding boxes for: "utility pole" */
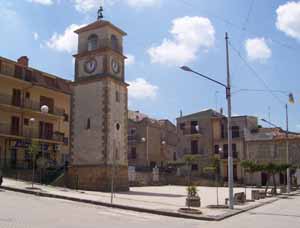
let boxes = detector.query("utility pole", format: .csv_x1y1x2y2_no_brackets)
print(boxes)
225,32,234,209
286,104,291,193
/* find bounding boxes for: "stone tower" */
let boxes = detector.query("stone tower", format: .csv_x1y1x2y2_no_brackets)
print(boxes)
68,18,129,191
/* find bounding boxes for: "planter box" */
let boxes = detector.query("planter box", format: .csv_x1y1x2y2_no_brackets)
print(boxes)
186,196,201,207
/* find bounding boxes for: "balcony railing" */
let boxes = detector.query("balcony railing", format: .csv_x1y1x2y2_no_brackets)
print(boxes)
0,93,65,116
220,152,238,159
0,123,64,143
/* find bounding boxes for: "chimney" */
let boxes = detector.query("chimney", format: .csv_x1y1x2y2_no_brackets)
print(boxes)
17,56,29,67
220,107,223,115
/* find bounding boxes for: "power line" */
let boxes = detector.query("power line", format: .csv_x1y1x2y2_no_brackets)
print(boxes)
228,41,285,105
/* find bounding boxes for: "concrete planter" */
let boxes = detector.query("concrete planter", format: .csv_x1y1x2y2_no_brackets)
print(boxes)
186,196,201,207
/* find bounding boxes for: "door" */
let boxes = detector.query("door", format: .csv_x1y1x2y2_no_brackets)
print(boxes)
12,89,21,106
10,149,17,169
261,172,268,186
11,116,20,136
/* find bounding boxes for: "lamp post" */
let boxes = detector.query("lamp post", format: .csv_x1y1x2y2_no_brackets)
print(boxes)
180,32,234,209
40,105,49,183
29,117,35,188
261,93,294,194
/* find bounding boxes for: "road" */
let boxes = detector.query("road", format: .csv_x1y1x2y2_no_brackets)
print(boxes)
0,189,300,228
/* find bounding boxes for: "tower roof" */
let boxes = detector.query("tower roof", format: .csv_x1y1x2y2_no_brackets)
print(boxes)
74,20,127,36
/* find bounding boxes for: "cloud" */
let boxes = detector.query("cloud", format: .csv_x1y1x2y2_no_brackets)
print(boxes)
245,37,272,62
276,1,300,40
147,16,215,66
72,0,160,12
125,54,135,65
33,32,39,41
72,0,99,13
46,24,86,53
126,0,160,8
27,0,53,5
127,78,158,100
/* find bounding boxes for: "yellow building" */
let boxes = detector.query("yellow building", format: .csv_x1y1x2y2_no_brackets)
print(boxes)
0,56,71,178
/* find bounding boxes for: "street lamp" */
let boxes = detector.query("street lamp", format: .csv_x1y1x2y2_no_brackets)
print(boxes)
40,105,49,183
29,117,35,188
261,92,294,194
180,32,234,209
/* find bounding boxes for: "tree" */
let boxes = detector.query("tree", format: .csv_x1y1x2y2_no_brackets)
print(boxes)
28,141,39,188
182,155,200,186
204,156,220,205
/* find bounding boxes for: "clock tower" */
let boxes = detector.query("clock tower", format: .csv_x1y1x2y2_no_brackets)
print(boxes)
68,11,129,191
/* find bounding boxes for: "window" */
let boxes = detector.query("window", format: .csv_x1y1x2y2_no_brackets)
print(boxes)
150,161,156,168
214,145,220,154
86,118,91,130
173,152,177,161
129,128,136,136
25,92,30,99
63,113,69,122
40,96,54,114
11,116,20,135
14,65,23,79
221,124,225,138
88,34,98,51
191,121,198,134
111,35,118,51
131,147,137,159
232,126,240,138
191,164,198,171
25,70,32,82
24,118,29,126
179,123,185,130
116,91,120,102
191,140,198,154
12,89,21,107
39,121,53,140
223,144,228,157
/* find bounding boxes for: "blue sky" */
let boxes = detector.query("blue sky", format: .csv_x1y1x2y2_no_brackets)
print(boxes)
1,0,300,130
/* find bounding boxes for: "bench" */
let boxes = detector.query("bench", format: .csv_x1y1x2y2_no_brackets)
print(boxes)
225,192,246,205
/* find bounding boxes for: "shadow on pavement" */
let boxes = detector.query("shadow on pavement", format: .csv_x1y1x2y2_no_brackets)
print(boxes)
249,212,300,218
118,191,185,198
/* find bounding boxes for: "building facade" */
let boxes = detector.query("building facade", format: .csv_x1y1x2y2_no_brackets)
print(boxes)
68,18,129,191
177,109,258,182
128,111,178,169
0,55,71,175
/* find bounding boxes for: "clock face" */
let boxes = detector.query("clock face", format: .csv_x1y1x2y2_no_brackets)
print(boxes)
111,58,120,74
84,58,97,74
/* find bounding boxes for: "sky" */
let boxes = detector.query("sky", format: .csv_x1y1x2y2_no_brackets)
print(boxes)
1,0,300,131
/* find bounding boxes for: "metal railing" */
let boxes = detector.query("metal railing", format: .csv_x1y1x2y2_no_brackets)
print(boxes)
220,152,238,159
0,123,65,142
0,93,65,116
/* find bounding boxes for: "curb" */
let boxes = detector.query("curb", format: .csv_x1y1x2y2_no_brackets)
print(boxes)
0,185,282,221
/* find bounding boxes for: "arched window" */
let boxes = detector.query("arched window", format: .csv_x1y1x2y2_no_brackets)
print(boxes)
87,34,98,51
111,35,118,51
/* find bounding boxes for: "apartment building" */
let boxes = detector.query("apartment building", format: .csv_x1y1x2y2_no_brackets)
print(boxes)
0,56,71,172
128,111,178,169
177,109,258,182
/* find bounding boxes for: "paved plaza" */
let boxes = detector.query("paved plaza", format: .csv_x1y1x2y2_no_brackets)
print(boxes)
1,178,279,219
0,188,300,228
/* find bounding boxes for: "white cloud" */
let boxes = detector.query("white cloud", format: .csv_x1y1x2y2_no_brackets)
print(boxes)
33,32,39,41
46,24,86,53
127,78,158,100
147,16,215,66
72,0,99,13
126,0,160,8
72,0,159,12
276,1,300,40
27,0,53,5
245,37,272,62
125,54,135,65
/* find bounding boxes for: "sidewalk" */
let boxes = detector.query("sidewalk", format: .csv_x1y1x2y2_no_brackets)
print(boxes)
0,178,281,221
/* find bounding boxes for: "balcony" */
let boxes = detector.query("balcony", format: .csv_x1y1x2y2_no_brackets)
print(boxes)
220,152,238,159
180,128,202,136
0,93,65,116
128,135,140,144
0,123,65,143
